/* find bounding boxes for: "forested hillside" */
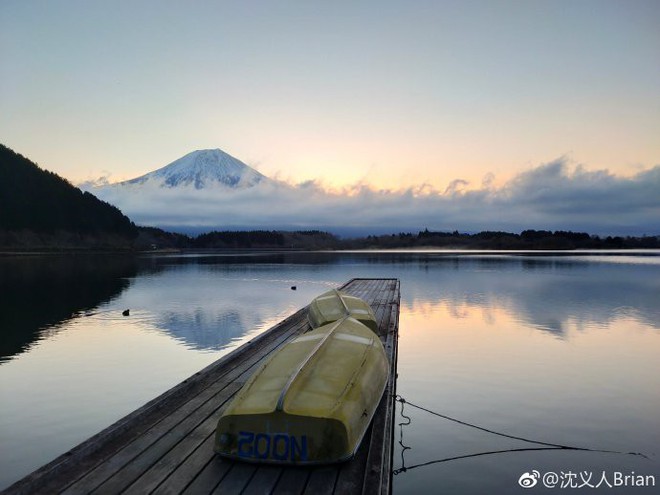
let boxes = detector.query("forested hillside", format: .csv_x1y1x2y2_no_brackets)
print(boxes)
0,144,137,249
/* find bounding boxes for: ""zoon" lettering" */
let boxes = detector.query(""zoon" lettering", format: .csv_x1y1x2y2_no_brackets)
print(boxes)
237,431,308,462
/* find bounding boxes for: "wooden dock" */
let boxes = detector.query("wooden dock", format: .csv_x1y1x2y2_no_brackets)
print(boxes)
6,278,400,495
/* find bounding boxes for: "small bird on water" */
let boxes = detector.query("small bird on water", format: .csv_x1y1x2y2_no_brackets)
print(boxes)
122,309,130,316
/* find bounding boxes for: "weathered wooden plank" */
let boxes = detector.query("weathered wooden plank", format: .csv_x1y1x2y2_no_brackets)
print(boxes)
117,393,236,495
150,435,217,495
363,300,399,494
180,456,230,494
366,280,399,495
240,466,282,495
303,466,339,495
351,278,382,301
331,423,372,494
211,462,257,494
371,282,391,336
89,383,240,494
381,291,400,495
352,278,380,299
271,468,310,494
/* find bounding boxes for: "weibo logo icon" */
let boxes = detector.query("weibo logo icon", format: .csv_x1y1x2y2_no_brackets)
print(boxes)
518,470,540,488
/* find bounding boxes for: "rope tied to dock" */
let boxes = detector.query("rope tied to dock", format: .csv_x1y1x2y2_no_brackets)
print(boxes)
392,395,649,475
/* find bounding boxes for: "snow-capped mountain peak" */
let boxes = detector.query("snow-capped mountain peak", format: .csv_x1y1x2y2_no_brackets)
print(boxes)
121,149,268,189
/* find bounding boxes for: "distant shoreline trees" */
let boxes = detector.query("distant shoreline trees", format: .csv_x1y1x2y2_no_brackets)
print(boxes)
137,227,659,251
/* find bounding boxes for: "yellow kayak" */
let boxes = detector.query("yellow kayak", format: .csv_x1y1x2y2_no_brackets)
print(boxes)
214,293,388,464
308,289,379,333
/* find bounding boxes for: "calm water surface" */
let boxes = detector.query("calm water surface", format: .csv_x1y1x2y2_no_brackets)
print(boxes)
0,251,659,492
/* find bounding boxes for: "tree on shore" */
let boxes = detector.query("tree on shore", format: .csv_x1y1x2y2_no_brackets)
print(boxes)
0,144,137,249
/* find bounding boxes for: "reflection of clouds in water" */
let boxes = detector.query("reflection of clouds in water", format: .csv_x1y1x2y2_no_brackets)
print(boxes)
507,275,660,335
402,258,660,337
446,302,471,320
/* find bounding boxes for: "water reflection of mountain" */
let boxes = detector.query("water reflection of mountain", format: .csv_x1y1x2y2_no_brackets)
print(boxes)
158,310,257,350
121,260,317,351
400,255,660,336
0,256,138,362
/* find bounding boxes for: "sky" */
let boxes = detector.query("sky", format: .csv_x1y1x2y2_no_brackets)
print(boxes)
1,0,659,234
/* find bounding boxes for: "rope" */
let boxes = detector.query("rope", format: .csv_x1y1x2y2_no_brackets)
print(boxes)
392,395,649,475
396,395,412,473
394,448,562,475
395,395,576,449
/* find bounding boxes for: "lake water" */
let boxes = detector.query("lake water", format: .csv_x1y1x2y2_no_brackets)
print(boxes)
1,251,659,492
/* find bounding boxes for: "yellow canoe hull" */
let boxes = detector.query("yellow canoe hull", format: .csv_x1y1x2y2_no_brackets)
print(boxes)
214,314,388,464
308,289,379,333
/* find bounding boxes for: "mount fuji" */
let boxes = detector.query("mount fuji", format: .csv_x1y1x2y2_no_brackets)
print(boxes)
117,149,272,190
85,148,298,234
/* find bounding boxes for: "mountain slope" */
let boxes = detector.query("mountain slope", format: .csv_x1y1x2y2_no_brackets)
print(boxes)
0,144,137,247
120,149,270,189
86,148,284,233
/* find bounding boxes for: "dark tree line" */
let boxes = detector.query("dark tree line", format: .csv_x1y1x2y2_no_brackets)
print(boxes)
354,228,659,250
0,144,137,244
194,230,286,248
137,227,658,251
139,229,338,250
